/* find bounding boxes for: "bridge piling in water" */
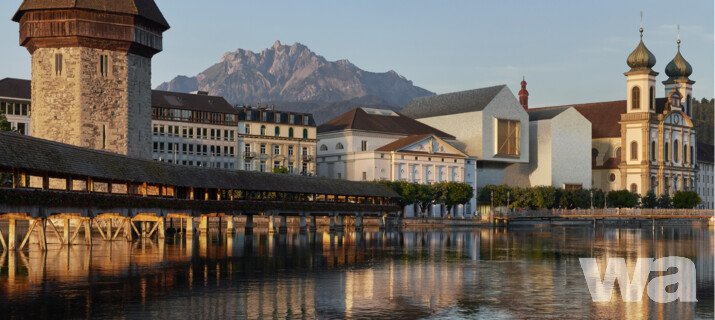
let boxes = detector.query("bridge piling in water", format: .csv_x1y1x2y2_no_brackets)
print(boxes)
309,216,316,233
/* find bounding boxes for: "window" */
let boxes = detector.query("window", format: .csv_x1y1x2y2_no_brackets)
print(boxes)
182,127,188,138
303,115,309,126
303,129,308,139
665,142,670,162
684,144,688,164
153,142,158,152
288,162,294,173
182,144,187,154
260,161,266,172
245,124,251,134
100,55,109,77
246,111,252,121
288,146,294,156
229,130,234,141
210,129,215,140
650,87,655,110
245,162,251,171
188,127,193,139
336,143,344,150
260,144,266,154
631,86,640,109
275,127,280,136
320,144,328,151
362,172,367,181
202,128,208,139
630,183,638,193
275,113,281,123
224,130,229,141
260,125,266,136
651,141,656,161
496,119,520,156
289,127,294,138
55,53,62,76
302,147,308,157
244,144,251,153
274,161,280,169
630,141,637,160
273,145,280,155
302,163,308,174
261,112,267,122
674,140,679,163
289,114,295,123
361,140,368,151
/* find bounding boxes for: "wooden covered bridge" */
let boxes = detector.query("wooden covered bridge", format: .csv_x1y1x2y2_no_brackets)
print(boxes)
0,131,401,250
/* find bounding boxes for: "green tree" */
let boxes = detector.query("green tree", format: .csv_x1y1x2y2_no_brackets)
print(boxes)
414,183,437,217
607,190,639,208
572,189,592,209
0,111,11,132
657,193,673,209
692,97,714,145
640,191,658,208
379,181,417,216
437,182,473,216
272,166,290,174
673,190,701,209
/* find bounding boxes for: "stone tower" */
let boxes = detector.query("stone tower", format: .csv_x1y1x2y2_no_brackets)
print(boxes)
13,0,169,159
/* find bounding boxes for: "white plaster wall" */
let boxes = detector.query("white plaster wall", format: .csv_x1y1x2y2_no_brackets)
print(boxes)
528,119,552,186
413,112,483,157
481,88,529,163
551,108,592,188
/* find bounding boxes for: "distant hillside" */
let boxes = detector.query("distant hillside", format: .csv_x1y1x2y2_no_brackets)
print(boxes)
156,41,434,121
693,97,714,145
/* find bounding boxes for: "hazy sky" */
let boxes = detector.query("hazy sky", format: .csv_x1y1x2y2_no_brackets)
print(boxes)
1,1,712,108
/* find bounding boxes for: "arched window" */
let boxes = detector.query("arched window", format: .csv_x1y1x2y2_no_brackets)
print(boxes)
673,140,679,163
320,144,328,151
260,125,266,136
336,143,344,150
288,127,294,138
303,129,308,139
649,86,655,110
630,142,637,160
650,141,656,161
274,127,280,137
631,86,640,109
615,147,622,160
665,142,669,162
630,183,637,193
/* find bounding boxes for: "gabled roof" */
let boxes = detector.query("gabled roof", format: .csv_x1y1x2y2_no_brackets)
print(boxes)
0,78,31,100
318,108,454,139
152,90,238,114
698,142,714,164
375,134,466,157
527,107,569,121
401,85,506,119
531,98,667,139
0,131,397,197
13,0,170,30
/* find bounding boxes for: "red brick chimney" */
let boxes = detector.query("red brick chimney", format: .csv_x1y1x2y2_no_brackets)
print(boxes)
518,76,529,110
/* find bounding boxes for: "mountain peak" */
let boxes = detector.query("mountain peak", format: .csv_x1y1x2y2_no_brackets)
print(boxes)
156,41,434,107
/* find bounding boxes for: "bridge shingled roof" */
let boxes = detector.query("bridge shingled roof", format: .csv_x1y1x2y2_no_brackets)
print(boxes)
0,131,398,198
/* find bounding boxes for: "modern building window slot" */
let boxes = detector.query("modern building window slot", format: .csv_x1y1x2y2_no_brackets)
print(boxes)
496,119,521,156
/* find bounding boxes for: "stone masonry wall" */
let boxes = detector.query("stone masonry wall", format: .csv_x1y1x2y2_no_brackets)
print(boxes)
31,47,152,159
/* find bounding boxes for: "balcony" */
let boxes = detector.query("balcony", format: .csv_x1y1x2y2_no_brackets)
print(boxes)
243,152,256,159
302,155,314,162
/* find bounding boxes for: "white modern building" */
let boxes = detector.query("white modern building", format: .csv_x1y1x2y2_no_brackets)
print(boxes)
317,107,477,217
697,143,713,209
526,107,592,189
150,90,238,169
402,84,530,188
0,78,31,135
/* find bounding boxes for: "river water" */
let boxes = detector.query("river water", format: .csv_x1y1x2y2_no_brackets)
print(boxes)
0,225,712,319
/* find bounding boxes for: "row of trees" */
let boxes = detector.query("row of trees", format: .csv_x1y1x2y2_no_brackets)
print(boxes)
378,181,474,217
477,185,701,209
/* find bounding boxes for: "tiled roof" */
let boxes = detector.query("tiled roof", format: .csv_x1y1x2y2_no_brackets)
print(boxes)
236,107,316,126
318,108,454,139
13,0,170,30
401,85,506,119
0,131,397,197
698,142,714,164
0,78,31,100
151,90,237,115
532,98,667,139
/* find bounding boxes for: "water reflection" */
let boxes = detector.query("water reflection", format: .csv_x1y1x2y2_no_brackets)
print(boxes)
0,226,712,319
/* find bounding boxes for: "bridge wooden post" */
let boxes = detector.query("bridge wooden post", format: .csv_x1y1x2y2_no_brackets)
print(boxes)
83,220,92,246
336,215,344,232
158,218,165,239
309,215,317,233
186,217,194,238
106,217,112,241
199,215,208,234
279,215,288,234
124,218,132,241
268,214,275,234
226,216,235,235
37,218,47,250
244,215,253,235
299,214,307,234
63,218,70,245
8,219,16,251
355,215,364,232
329,214,336,233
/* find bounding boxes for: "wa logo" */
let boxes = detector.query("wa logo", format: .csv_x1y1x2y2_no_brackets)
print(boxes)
579,257,697,303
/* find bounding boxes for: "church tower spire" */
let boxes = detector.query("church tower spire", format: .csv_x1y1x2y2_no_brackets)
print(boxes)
663,25,695,117
518,76,529,110
625,20,658,114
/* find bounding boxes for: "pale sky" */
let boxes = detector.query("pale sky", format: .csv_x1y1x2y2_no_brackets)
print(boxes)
1,0,713,108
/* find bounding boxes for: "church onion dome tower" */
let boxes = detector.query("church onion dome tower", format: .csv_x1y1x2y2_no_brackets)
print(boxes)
626,28,656,71
664,40,693,81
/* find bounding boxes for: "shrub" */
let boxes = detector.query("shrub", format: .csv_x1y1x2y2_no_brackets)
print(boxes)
673,191,701,209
